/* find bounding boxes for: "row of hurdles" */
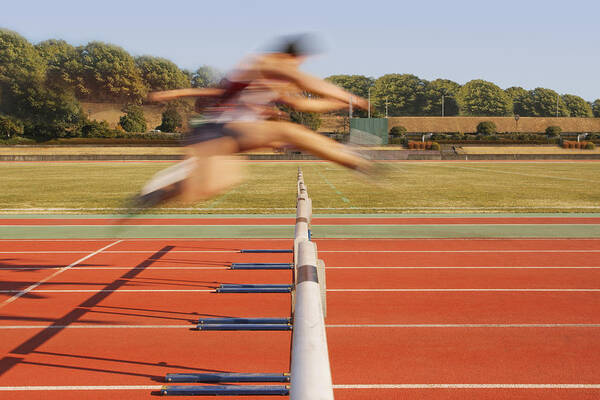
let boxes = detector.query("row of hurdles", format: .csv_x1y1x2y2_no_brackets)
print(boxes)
160,168,333,398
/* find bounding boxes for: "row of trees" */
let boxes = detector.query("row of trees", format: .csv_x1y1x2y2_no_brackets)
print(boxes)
325,75,600,118
0,29,219,139
2,28,599,140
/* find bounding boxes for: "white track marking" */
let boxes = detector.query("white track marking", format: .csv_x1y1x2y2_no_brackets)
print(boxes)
0,240,122,309
3,249,600,254
1,288,600,294
325,266,600,269
1,324,599,330
4,266,600,271
326,324,600,328
2,384,599,391
0,325,193,329
0,289,214,293
332,384,600,389
0,267,230,270
327,289,600,292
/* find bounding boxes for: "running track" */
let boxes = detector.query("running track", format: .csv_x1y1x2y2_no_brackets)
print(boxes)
1,215,600,399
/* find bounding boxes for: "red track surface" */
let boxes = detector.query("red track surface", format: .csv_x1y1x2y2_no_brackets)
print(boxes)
1,234,600,399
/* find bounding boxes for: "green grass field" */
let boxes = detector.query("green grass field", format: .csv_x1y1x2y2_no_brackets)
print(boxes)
2,161,600,213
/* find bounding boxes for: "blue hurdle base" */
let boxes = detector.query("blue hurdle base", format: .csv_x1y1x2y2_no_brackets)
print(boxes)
161,384,289,396
165,372,290,383
230,263,293,270
198,317,291,325
216,287,291,293
196,323,292,331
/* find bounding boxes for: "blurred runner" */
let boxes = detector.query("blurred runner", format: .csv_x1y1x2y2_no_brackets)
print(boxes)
131,35,370,209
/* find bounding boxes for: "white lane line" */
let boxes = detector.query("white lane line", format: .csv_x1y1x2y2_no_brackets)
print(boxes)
326,324,600,328
0,240,122,310
3,249,600,254
0,289,214,293
0,384,599,391
325,266,600,269
0,385,163,391
0,267,229,271
1,324,599,330
333,384,600,389
2,288,600,294
327,289,600,292
3,266,600,271
0,325,192,329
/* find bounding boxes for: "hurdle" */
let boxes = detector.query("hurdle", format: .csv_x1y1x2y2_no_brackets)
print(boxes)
161,168,333,398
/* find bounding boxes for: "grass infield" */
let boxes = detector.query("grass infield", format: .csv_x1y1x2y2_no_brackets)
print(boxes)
1,161,599,214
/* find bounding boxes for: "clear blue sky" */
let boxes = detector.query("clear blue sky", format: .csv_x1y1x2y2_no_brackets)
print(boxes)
2,0,598,101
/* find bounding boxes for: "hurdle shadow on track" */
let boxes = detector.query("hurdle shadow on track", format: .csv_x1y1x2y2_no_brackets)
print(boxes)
0,258,108,273
0,245,222,380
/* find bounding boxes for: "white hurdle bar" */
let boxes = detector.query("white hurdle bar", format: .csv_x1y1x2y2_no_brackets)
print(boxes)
290,240,334,400
290,169,334,400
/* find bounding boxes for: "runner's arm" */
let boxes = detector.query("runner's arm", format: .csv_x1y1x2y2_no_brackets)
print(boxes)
147,88,224,102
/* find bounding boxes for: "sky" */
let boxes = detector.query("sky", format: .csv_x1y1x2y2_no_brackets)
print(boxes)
1,0,599,101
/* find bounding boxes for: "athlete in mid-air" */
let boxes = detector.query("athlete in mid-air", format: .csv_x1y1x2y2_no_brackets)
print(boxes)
131,35,371,209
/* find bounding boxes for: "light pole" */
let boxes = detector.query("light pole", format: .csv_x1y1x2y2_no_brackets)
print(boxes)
441,94,445,117
368,87,374,118
385,97,389,118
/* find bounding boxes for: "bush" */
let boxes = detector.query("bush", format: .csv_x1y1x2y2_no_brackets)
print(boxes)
430,142,441,150
157,105,183,132
80,120,115,138
119,104,147,133
389,125,407,136
0,115,25,139
585,142,596,150
546,125,562,137
476,121,497,135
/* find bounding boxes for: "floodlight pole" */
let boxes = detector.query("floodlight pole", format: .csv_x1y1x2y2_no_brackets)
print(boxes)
368,87,373,118
441,95,445,117
385,97,389,118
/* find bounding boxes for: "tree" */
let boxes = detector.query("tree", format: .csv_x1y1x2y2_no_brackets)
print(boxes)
135,56,190,91
191,65,222,88
561,94,593,117
422,79,460,116
157,104,183,132
457,80,512,116
372,74,427,116
0,114,24,138
593,99,600,118
35,39,84,93
119,104,147,132
325,74,374,117
505,86,530,116
78,42,146,102
527,88,569,117
0,30,84,139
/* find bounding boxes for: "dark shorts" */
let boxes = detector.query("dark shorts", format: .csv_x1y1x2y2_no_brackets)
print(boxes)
185,122,239,146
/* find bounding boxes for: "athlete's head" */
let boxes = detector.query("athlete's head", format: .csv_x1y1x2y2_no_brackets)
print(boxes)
266,34,322,62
